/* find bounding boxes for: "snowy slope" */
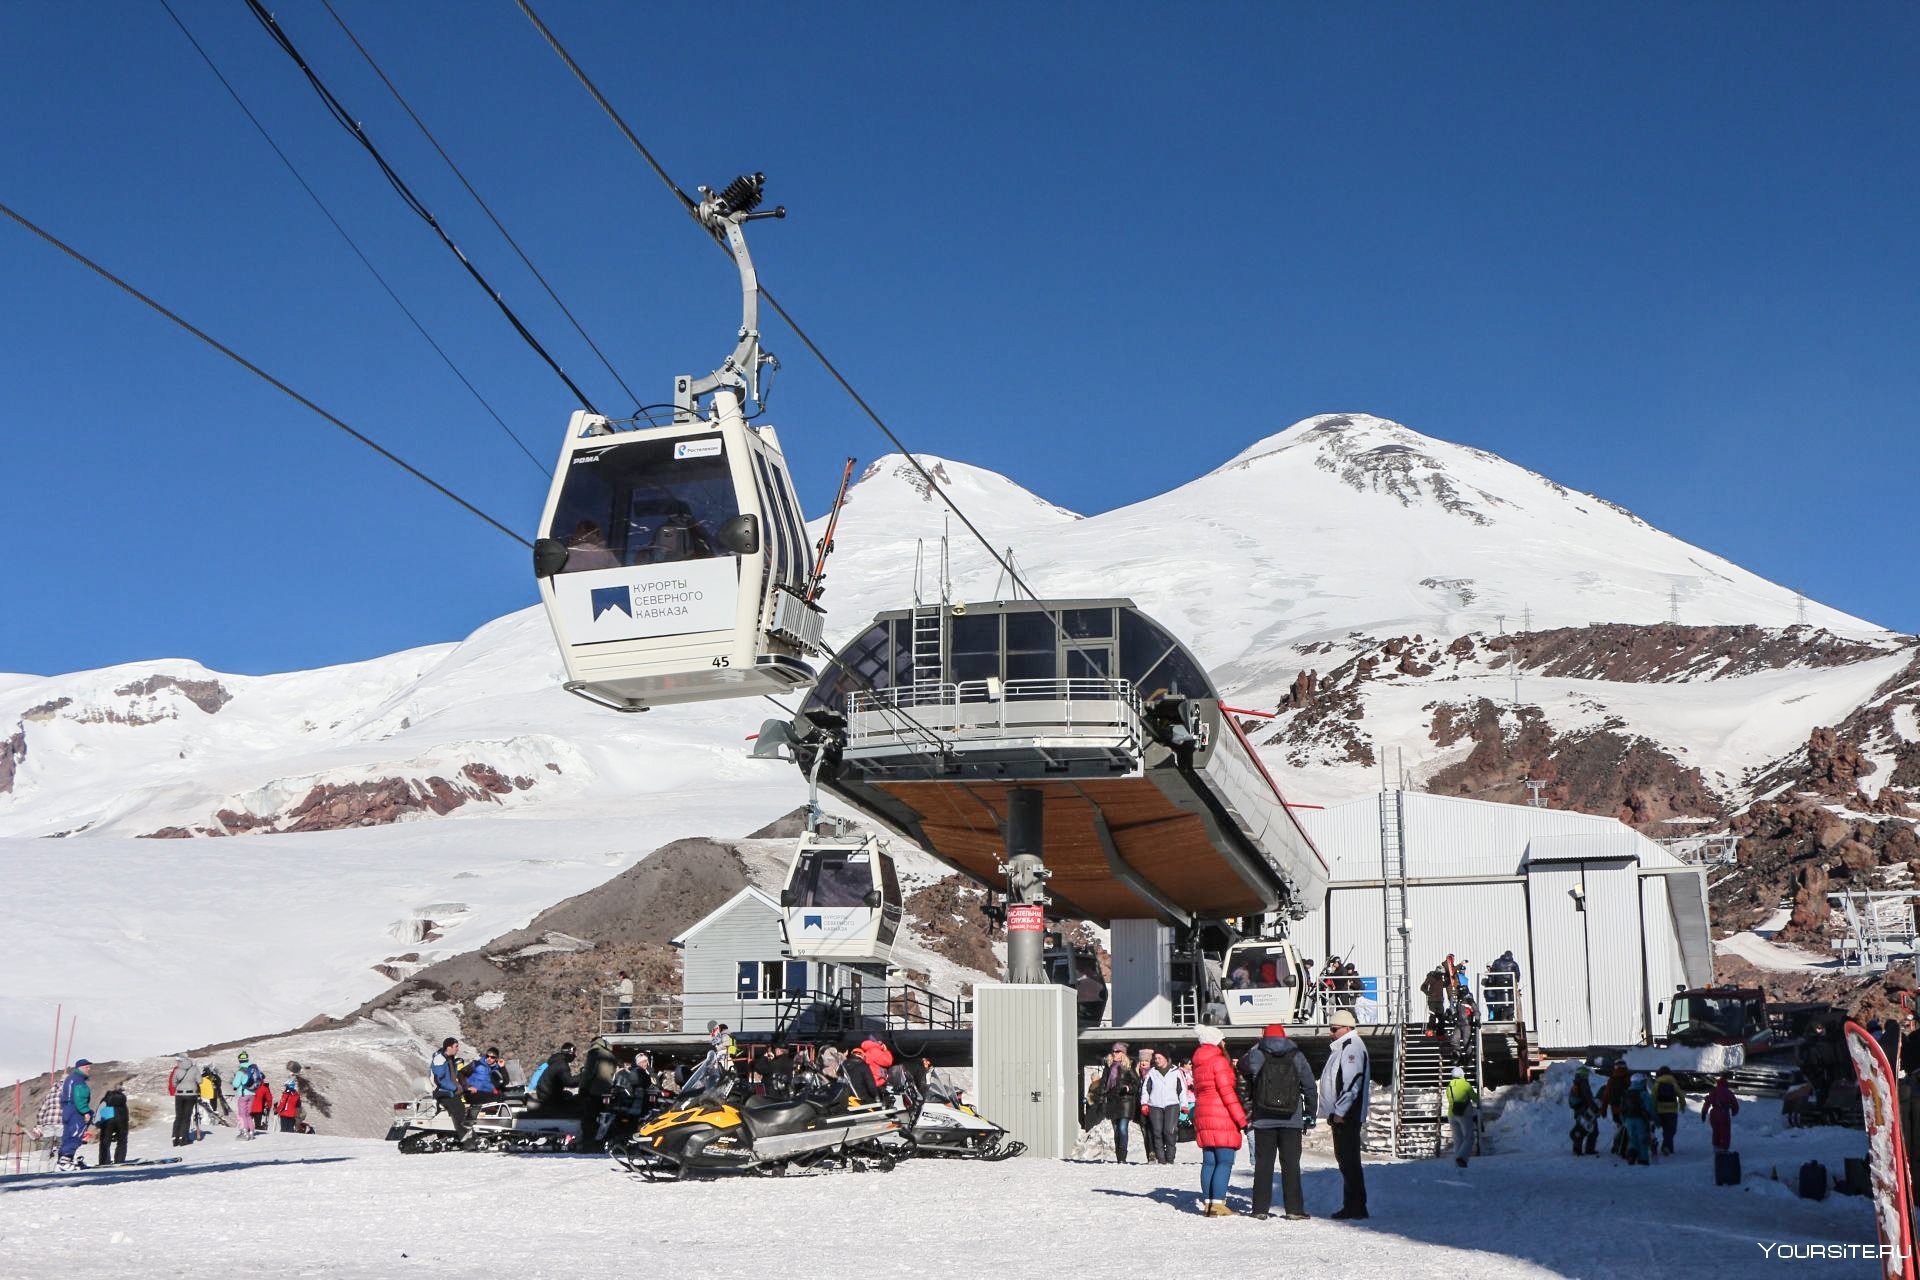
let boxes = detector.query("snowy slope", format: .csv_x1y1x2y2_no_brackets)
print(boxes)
2,412,1909,1081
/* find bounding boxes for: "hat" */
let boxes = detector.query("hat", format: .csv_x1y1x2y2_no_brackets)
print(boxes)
707,1020,721,1032
1195,1025,1226,1047
1450,1066,1464,1079
74,1058,92,1068
238,1051,250,1063
1110,1041,1129,1054
1329,1009,1358,1030
1263,1024,1288,1038
1574,1064,1590,1075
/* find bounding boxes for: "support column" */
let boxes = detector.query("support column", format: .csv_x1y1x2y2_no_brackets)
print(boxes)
1004,787,1049,985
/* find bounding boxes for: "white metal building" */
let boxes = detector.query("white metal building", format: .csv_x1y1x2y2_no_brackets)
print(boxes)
1294,792,1713,1051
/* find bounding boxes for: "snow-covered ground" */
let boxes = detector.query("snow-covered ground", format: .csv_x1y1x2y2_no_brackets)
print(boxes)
0,1075,1884,1279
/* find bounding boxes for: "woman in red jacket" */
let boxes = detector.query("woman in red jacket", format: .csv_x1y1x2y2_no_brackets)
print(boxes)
1190,1024,1248,1216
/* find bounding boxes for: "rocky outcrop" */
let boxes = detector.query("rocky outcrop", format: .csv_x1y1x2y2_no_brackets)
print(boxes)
137,765,539,838
1425,698,1720,827
21,697,70,722
1711,798,1920,940
905,874,1002,977
0,725,26,794
1484,623,1894,684
113,674,233,714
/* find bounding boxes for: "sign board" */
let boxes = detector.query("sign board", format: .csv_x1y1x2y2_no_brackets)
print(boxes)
1006,905,1046,933
553,557,738,643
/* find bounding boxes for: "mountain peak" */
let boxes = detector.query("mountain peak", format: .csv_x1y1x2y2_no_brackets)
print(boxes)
842,453,1081,522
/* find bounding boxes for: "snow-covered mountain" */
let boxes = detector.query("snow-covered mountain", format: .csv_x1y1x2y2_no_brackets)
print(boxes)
3,412,1912,1082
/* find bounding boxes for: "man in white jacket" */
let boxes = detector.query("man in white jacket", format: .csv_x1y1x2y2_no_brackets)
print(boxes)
1317,1008,1370,1219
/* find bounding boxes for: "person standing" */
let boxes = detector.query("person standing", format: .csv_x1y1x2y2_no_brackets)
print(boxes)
1420,967,1449,1037
1134,1047,1158,1160
95,1080,130,1166
614,971,635,1034
1318,1009,1371,1219
1598,1063,1632,1157
275,1078,302,1132
1090,1042,1141,1163
1238,1024,1316,1220
56,1059,94,1170
1444,1066,1478,1168
1652,1067,1683,1155
1190,1025,1247,1216
1568,1064,1600,1156
1141,1050,1186,1166
1702,1073,1740,1152
167,1052,198,1148
231,1052,262,1140
430,1037,476,1149
1489,951,1522,1021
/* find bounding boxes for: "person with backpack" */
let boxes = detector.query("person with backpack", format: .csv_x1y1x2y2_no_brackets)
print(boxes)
1567,1064,1600,1156
55,1059,94,1170
1420,968,1449,1037
430,1037,476,1148
1444,1066,1478,1168
1597,1063,1631,1157
1088,1042,1142,1163
1141,1050,1186,1166
1190,1025,1247,1216
532,1042,578,1115
1621,1073,1655,1165
275,1079,302,1132
95,1081,131,1166
231,1052,264,1139
1702,1073,1740,1151
1237,1024,1316,1220
167,1052,198,1148
1652,1068,1683,1155
1318,1009,1371,1219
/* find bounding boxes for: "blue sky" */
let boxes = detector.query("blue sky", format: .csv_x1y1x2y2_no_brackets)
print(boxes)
2,2,1915,676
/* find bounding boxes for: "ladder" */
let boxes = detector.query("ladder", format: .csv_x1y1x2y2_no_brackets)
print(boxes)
1377,788,1413,1155
910,605,944,691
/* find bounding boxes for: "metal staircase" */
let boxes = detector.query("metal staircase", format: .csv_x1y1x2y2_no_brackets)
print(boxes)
1372,788,1414,1156
1391,1035,1449,1157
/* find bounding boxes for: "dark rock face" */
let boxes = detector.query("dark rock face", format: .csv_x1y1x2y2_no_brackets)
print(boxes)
138,765,540,837
1484,624,1892,684
111,675,234,715
905,875,1001,979
0,726,24,795
1425,698,1720,827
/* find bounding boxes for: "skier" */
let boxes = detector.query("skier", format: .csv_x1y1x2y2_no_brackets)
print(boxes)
1190,1024,1247,1217
1652,1067,1683,1155
167,1052,198,1148
56,1059,93,1170
95,1080,130,1166
1238,1024,1316,1220
1702,1072,1740,1152
1445,1066,1478,1168
1142,1050,1186,1166
1319,1008,1371,1219
197,1065,224,1135
1621,1073,1655,1165
704,1021,734,1063
1134,1047,1157,1160
231,1052,264,1139
1450,991,1479,1064
1597,1063,1632,1157
1488,951,1521,1021
429,1037,475,1149
1567,1064,1600,1156
249,1075,275,1135
1089,1042,1141,1163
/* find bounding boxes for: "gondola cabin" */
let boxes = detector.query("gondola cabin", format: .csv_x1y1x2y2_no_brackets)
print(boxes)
1218,937,1309,1026
533,408,824,712
780,829,903,965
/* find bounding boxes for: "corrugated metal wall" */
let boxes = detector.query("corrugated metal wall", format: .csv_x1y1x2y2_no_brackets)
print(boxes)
1584,862,1645,1043
1406,883,1530,995
1525,863,1594,1048
1639,874,1690,1029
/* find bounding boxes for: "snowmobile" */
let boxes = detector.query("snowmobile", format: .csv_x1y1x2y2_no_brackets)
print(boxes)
387,1088,587,1155
613,1057,901,1179
897,1070,1024,1160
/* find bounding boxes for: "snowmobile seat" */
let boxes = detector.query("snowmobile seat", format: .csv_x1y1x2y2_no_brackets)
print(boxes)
742,1095,820,1138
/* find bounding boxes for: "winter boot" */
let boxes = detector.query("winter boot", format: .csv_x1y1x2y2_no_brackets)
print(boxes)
1199,1198,1215,1216
1210,1201,1238,1217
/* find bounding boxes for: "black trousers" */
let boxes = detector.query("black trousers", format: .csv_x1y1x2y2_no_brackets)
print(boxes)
172,1096,196,1146
437,1091,470,1137
1148,1105,1179,1165
1251,1127,1305,1217
97,1120,128,1166
1332,1118,1367,1213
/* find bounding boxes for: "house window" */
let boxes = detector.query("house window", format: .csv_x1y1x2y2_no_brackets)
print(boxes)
736,960,810,999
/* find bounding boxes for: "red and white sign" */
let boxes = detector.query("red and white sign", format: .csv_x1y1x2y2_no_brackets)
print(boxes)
1006,905,1046,932
1844,1020,1917,1280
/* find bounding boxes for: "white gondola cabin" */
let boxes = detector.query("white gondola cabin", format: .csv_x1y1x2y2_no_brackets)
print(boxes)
779,829,903,965
531,173,825,711
1218,937,1310,1026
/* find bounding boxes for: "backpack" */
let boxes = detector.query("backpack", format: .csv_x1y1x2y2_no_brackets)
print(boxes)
526,1062,549,1096
1252,1048,1301,1118
1621,1088,1648,1121
1655,1078,1679,1108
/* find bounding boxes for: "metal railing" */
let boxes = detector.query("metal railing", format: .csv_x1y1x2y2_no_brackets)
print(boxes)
1476,970,1526,1025
1658,835,1739,866
597,979,969,1038
845,677,1145,747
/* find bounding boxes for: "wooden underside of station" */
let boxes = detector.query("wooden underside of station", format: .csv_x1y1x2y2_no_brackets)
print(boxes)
862,776,1266,922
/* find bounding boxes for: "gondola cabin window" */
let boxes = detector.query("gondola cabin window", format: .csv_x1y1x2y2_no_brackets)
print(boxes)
547,436,741,571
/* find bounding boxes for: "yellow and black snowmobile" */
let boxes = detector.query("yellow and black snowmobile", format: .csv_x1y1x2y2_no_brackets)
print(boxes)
614,1057,901,1179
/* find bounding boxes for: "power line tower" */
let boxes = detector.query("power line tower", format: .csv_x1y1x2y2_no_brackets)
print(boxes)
1521,604,1533,632
1668,586,1681,625
1524,778,1548,808
1795,593,1809,627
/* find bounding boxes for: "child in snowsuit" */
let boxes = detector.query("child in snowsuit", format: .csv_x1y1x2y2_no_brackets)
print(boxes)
1568,1065,1600,1156
251,1079,274,1133
275,1081,302,1132
1653,1068,1683,1155
1702,1075,1740,1151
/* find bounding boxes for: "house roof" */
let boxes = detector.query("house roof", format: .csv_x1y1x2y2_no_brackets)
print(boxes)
670,885,783,948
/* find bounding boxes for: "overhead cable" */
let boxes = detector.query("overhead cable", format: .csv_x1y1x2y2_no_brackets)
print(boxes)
156,0,546,476
0,198,530,549
242,0,601,413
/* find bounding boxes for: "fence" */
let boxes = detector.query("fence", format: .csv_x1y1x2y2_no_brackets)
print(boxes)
597,980,968,1039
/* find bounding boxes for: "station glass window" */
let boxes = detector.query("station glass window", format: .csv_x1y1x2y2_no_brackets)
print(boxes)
802,621,892,714
1119,609,1213,701
547,436,740,570
949,613,1000,685
1004,611,1057,687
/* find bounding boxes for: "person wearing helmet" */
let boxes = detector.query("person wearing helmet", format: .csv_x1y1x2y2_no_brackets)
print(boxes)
1622,1072,1655,1165
231,1051,264,1140
1445,1066,1479,1168
535,1042,578,1114
1567,1064,1600,1156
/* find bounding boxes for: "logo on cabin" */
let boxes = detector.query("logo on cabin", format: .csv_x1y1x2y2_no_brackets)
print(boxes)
1237,994,1255,1006
803,915,823,931
591,586,632,620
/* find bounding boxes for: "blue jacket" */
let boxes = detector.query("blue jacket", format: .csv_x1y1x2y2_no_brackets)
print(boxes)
430,1051,463,1095
466,1059,500,1093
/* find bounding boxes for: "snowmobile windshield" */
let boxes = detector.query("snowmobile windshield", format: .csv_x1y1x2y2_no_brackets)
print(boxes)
676,1057,734,1105
924,1071,963,1106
